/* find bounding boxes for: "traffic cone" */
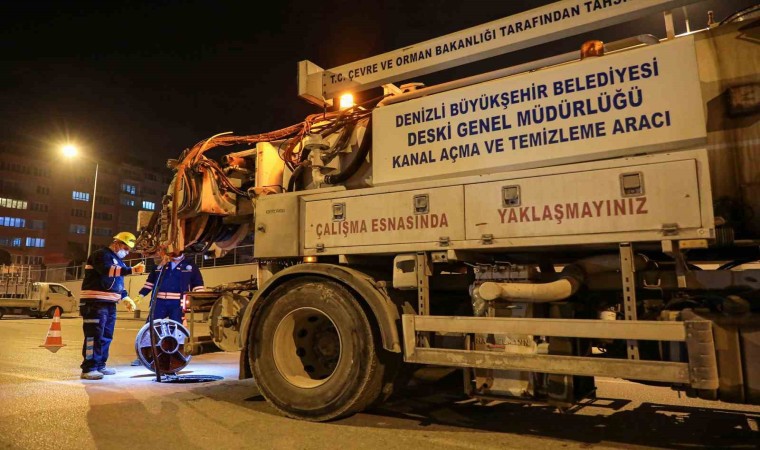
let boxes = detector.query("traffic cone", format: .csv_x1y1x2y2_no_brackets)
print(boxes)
40,308,66,353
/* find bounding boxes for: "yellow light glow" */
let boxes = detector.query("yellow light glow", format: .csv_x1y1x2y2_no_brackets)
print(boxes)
303,256,318,263
339,94,354,109
61,144,78,158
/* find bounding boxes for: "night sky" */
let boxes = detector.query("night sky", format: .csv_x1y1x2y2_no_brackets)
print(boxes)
1,0,755,169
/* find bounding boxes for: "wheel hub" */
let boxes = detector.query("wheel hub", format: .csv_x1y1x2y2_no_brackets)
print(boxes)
314,329,339,366
272,307,341,388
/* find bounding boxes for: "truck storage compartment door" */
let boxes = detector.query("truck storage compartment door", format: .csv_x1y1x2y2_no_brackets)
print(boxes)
304,186,465,250
465,159,703,241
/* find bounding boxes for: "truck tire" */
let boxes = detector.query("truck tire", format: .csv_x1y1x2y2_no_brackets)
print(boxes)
45,306,63,319
250,277,385,422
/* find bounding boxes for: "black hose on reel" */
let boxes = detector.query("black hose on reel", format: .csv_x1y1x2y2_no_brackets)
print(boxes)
323,119,373,185
148,264,168,382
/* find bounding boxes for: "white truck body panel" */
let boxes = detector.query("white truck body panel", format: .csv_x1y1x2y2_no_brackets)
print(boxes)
372,36,706,185
297,149,712,256
465,158,703,239
304,185,465,249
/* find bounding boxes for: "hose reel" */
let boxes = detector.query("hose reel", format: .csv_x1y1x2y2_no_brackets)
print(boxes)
134,319,192,374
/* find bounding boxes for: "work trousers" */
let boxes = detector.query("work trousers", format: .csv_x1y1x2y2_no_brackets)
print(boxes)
80,302,116,372
146,299,183,324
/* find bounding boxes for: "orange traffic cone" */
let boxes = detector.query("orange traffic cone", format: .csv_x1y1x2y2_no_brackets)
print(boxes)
40,308,66,353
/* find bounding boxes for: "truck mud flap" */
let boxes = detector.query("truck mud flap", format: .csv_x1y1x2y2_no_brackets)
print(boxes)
682,309,760,403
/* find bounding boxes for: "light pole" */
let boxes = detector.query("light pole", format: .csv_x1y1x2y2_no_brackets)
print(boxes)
62,145,99,257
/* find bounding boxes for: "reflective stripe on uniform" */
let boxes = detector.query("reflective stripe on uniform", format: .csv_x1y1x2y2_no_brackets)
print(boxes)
85,337,94,359
157,292,181,299
108,266,123,277
83,319,100,323
80,290,121,301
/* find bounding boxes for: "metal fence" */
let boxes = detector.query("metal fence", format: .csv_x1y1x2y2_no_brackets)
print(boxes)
13,245,256,283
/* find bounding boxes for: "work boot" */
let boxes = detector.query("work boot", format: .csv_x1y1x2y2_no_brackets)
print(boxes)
130,358,141,367
99,367,116,375
80,370,104,380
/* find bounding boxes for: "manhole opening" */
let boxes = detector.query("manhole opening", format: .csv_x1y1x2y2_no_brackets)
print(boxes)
158,374,224,383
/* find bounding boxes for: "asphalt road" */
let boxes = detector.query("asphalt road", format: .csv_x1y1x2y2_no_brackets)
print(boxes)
0,314,758,450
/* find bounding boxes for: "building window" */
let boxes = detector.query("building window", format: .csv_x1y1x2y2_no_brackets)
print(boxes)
36,186,50,195
0,217,25,228
28,220,45,230
72,191,91,201
32,167,51,177
142,201,155,210
0,180,22,195
22,255,43,265
94,227,113,236
121,197,136,207
0,238,22,247
124,169,141,180
0,197,27,209
145,173,158,181
0,162,32,175
69,224,88,234
121,183,137,195
30,202,48,212
71,208,88,218
94,212,113,221
96,195,114,205
25,237,45,248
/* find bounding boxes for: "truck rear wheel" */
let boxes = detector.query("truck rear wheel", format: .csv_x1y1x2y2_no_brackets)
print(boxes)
250,277,385,422
45,306,63,318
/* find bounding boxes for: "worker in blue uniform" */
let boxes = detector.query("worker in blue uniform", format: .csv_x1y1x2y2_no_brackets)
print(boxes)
80,232,145,380
131,251,205,366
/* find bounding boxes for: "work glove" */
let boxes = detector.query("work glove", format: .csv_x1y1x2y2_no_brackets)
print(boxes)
122,296,136,312
131,262,146,274
134,294,144,309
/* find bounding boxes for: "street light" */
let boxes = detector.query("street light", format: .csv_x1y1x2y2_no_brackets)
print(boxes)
61,144,99,258
61,144,77,158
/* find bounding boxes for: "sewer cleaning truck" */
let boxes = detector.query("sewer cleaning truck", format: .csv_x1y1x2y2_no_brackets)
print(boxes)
135,0,760,421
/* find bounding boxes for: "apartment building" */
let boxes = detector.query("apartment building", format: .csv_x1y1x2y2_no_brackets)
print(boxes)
0,151,170,266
